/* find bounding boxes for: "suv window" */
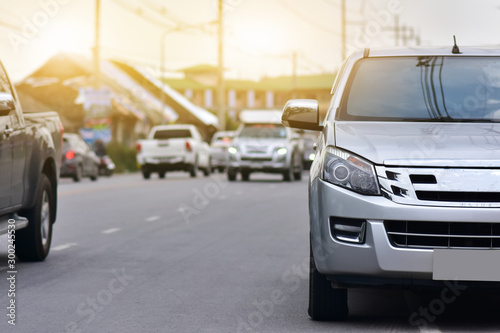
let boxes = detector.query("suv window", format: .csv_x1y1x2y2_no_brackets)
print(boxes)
154,129,192,139
339,56,500,122
239,124,286,139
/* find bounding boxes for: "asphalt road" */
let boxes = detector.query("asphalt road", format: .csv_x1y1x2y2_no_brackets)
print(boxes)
1,172,500,333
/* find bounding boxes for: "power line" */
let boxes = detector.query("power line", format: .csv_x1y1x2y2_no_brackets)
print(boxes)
138,0,186,26
110,0,177,29
274,0,339,35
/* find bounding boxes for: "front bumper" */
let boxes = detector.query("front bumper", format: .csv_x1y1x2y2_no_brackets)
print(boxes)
228,153,289,173
311,177,500,284
60,162,77,177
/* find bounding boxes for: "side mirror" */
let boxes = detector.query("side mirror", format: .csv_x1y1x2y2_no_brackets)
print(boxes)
0,93,15,115
282,99,323,131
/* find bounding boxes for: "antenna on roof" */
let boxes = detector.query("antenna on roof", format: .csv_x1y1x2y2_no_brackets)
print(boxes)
452,35,461,54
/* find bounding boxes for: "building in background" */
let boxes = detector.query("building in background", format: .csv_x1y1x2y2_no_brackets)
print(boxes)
15,53,218,148
164,64,335,125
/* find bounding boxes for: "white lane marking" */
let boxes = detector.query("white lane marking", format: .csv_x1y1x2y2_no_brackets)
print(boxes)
145,216,160,222
0,266,7,272
102,228,121,234
52,243,78,251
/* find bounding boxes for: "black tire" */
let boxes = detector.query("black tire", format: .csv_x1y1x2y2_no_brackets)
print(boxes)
16,174,54,261
190,157,198,178
241,171,250,181
227,170,237,181
159,171,166,179
309,242,348,321
202,165,210,177
90,165,98,181
73,165,82,182
142,167,151,180
293,154,303,181
283,168,293,182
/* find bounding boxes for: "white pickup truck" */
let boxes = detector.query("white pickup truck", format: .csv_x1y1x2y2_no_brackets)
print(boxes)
136,124,211,179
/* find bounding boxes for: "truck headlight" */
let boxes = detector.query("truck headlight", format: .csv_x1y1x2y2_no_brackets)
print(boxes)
322,147,380,195
277,148,288,155
228,147,238,154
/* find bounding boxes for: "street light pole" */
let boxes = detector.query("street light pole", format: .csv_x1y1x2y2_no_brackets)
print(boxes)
217,0,226,131
160,29,168,124
94,0,101,88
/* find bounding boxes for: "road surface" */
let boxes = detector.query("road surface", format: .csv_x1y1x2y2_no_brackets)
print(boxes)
0,172,499,332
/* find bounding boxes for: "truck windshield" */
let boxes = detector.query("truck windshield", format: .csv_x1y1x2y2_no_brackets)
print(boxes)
154,129,192,139
340,56,500,122
239,124,286,138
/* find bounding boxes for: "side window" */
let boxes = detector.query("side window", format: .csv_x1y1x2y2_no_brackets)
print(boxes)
0,64,14,96
0,63,22,128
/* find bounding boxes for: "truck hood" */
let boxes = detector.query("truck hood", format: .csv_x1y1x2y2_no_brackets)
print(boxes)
334,122,500,167
232,137,288,154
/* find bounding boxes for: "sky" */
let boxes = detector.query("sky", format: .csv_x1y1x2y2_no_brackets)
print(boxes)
0,0,500,83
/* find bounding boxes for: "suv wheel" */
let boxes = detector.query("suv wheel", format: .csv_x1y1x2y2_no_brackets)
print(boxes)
309,241,348,321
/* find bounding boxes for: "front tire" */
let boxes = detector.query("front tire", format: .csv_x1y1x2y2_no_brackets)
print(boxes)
16,174,54,261
227,169,237,181
309,242,348,321
283,168,293,182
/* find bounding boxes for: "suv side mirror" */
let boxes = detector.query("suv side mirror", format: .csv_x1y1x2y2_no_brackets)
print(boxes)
0,93,15,115
282,99,323,131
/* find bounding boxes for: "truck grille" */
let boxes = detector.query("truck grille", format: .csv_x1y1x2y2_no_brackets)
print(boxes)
415,191,500,202
375,166,500,207
385,220,500,249
241,157,273,162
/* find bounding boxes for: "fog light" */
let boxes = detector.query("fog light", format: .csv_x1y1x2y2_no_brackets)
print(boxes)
330,217,366,244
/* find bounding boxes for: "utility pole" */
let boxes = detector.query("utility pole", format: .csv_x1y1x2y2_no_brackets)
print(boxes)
394,15,399,47
341,0,346,60
292,51,297,99
94,0,101,88
217,0,226,131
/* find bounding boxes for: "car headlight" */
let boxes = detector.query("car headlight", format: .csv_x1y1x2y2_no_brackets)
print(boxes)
276,148,288,155
228,147,238,154
322,147,380,195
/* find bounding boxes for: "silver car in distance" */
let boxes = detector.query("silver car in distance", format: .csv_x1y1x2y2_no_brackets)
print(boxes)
282,46,500,321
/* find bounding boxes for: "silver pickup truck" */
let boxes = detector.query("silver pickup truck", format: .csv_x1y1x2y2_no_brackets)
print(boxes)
282,46,500,320
0,61,63,261
227,110,303,181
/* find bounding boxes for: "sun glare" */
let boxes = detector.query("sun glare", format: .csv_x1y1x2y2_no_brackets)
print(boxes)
232,22,281,55
42,26,90,54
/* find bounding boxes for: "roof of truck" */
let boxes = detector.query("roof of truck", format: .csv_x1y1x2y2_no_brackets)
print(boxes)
239,110,283,124
360,46,500,58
